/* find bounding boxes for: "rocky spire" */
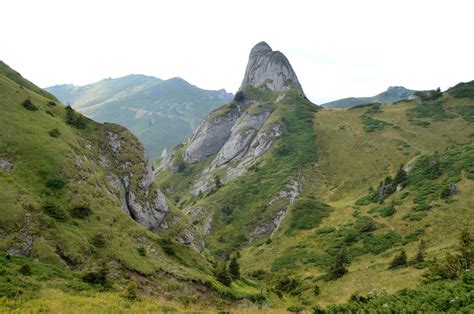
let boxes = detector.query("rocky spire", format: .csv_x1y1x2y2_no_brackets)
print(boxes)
240,41,302,92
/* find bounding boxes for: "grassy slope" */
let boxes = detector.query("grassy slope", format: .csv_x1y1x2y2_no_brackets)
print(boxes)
237,94,474,308
0,67,261,310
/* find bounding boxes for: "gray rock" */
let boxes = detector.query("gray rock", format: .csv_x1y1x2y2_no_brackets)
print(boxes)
183,108,240,163
215,110,272,165
127,189,169,230
203,217,212,235
240,42,302,92
107,132,123,154
0,159,15,172
251,123,282,157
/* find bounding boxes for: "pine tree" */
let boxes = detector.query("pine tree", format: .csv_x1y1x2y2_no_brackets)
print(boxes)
216,264,232,286
229,256,240,279
327,249,349,280
415,240,426,263
389,251,407,269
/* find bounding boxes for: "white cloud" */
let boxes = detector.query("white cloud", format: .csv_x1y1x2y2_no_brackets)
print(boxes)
1,0,473,104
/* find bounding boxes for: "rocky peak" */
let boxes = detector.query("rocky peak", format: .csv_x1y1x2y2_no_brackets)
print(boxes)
240,41,302,92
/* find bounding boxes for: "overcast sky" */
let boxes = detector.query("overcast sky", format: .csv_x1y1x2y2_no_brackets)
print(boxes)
2,0,474,104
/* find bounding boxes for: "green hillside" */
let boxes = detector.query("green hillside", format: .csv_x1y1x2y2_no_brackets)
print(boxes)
47,76,232,159
157,83,474,310
0,63,263,312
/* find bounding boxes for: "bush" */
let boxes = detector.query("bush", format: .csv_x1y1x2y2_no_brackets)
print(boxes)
43,203,66,221
216,264,232,286
91,234,106,248
327,249,349,280
18,264,32,276
47,101,57,107
234,91,244,102
49,128,61,138
389,251,407,269
137,247,147,257
45,178,66,189
71,206,92,218
287,198,333,233
160,238,175,256
229,256,240,279
65,106,88,129
124,281,139,300
22,98,38,111
275,276,299,293
82,268,109,287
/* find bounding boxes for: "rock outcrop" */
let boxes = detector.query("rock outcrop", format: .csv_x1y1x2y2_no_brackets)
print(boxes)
103,128,169,230
183,108,241,163
215,109,272,165
240,41,302,92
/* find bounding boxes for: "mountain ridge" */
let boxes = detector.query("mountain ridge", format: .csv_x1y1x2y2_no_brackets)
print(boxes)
323,85,415,108
46,75,232,159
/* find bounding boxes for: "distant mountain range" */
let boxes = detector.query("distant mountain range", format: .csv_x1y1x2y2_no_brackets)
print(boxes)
322,86,415,108
46,75,232,159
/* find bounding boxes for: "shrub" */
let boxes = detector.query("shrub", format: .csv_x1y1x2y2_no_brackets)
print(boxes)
18,264,32,276
65,106,88,129
43,203,66,221
91,234,106,248
45,178,66,189
275,276,299,293
216,264,232,286
313,285,321,296
71,206,92,218
82,269,109,287
389,251,407,269
22,98,38,111
415,240,426,263
49,128,61,138
327,249,349,280
287,198,333,233
234,91,245,102
124,281,139,300
229,256,240,279
137,247,146,257
47,101,57,107
160,238,175,256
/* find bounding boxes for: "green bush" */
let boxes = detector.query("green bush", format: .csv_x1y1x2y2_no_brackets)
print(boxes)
48,128,61,138
42,203,66,221
71,206,92,218
91,234,106,248
137,247,147,257
234,91,244,102
82,268,109,287
45,178,66,189
160,238,176,256
22,98,38,111
18,264,32,276
287,198,332,233
65,106,88,129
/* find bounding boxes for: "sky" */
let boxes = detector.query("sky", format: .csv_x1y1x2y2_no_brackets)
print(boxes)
1,0,474,104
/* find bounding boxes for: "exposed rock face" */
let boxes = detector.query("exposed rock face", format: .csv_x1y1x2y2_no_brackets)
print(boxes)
0,159,15,172
240,41,302,92
183,108,241,163
215,110,272,165
104,130,169,230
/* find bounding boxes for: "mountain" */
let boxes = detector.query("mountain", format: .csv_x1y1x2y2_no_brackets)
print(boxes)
323,86,415,108
156,43,474,310
0,61,262,311
46,75,232,159
2,40,474,312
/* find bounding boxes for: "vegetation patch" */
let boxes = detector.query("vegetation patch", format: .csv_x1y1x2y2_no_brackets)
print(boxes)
287,198,333,234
